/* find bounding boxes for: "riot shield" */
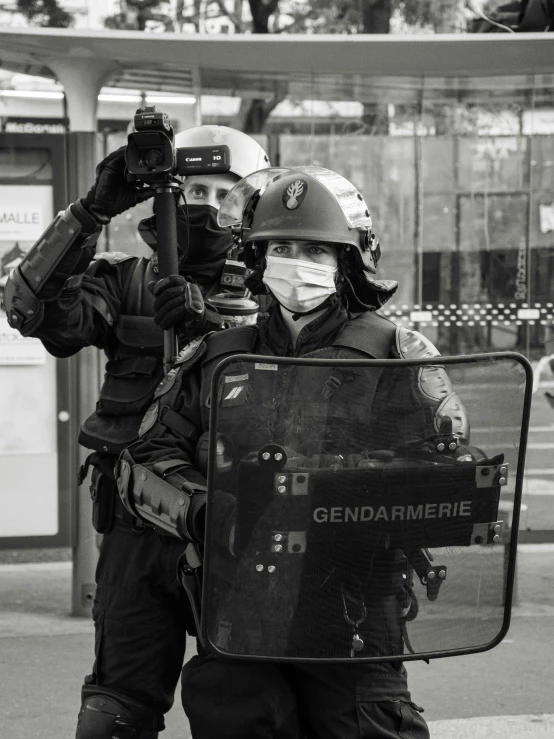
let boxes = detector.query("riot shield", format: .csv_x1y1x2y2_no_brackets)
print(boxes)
202,352,532,663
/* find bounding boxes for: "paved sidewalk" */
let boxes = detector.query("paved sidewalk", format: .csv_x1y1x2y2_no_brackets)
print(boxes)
1,546,553,738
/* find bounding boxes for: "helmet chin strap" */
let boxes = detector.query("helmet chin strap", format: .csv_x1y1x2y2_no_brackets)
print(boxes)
288,295,335,321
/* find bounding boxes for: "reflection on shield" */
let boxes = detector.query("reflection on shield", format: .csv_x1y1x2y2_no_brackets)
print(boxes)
202,353,531,663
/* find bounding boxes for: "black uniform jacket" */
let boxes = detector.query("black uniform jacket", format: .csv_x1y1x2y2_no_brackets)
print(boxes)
30,253,223,457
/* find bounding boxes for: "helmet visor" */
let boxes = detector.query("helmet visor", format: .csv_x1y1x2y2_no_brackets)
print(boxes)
299,166,372,229
217,166,372,230
217,168,290,227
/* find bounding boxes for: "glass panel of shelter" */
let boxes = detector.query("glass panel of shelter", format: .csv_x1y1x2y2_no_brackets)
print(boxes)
419,74,554,358
0,140,60,543
254,71,554,361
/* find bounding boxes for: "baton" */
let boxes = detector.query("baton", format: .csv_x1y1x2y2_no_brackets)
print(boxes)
154,186,181,373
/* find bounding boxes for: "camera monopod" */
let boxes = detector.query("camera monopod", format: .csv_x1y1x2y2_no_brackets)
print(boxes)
153,184,181,373
125,105,232,373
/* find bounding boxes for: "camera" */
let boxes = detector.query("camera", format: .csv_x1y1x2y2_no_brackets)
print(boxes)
126,106,231,185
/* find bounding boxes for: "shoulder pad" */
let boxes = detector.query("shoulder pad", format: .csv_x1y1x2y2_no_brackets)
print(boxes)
334,312,396,359
139,363,183,436
395,328,470,441
202,325,258,365
150,337,207,402
175,336,208,368
152,364,182,403
140,339,207,438
395,327,440,359
93,252,135,265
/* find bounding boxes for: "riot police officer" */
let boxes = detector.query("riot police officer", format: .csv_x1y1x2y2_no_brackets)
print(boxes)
117,166,475,738
3,126,270,739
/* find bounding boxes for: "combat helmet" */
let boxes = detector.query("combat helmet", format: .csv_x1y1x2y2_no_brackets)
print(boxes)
218,166,398,310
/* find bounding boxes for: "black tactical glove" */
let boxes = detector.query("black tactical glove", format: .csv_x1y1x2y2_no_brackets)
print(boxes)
81,146,154,224
149,275,224,336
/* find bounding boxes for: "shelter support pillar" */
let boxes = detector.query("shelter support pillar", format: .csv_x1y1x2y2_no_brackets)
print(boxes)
47,59,115,617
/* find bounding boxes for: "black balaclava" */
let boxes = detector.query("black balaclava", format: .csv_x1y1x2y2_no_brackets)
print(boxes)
138,203,234,286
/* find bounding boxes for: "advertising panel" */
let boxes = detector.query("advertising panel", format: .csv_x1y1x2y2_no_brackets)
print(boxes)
0,182,58,538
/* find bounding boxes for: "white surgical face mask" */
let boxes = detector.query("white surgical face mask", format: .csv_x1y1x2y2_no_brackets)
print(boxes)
262,256,337,314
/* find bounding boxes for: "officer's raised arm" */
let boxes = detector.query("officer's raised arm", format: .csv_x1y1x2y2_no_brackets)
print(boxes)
4,147,153,347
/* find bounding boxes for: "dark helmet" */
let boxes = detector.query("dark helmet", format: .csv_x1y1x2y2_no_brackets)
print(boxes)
218,166,398,310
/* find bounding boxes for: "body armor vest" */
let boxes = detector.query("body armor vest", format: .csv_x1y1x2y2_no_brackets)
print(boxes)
79,255,242,457
79,257,165,456
198,311,398,433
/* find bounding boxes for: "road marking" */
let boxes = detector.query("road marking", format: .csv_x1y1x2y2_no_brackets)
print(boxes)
476,439,554,449
0,612,93,638
467,381,554,390
0,561,71,573
485,443,554,450
518,543,554,552
522,478,554,494
473,427,554,433
427,714,554,739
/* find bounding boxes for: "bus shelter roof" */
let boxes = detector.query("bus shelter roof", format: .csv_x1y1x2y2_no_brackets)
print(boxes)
0,27,553,104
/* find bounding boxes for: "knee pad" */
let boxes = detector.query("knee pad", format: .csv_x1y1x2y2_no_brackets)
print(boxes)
76,687,158,739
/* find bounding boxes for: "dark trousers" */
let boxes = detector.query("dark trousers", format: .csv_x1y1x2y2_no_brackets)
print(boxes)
86,521,195,731
181,654,429,739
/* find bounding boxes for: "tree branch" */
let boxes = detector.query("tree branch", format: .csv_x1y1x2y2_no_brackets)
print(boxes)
212,0,241,28
276,7,320,33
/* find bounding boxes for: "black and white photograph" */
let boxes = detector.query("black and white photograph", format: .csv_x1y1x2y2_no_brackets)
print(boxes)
0,1,553,737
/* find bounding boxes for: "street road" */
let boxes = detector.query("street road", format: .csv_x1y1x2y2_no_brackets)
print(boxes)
452,360,554,534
